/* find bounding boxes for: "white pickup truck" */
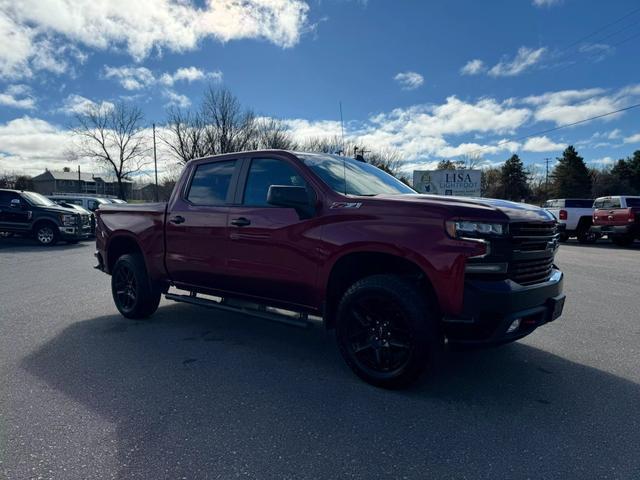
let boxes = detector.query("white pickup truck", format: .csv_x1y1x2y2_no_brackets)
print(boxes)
543,198,599,244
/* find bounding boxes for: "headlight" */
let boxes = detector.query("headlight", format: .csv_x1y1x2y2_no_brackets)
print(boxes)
446,220,507,239
59,214,77,226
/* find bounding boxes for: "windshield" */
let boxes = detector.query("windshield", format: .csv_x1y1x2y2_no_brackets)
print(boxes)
21,191,56,207
299,153,414,196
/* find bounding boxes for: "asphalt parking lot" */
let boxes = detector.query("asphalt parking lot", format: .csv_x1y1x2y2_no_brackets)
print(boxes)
1,237,639,479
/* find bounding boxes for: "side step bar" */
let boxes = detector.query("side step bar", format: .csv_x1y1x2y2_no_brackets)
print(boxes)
165,292,312,328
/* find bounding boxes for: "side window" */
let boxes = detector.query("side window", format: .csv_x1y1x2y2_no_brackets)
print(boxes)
609,198,621,208
87,200,99,211
0,192,21,206
243,158,307,206
187,160,236,205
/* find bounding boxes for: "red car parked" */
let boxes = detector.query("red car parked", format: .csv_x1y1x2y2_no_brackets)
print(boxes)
95,151,565,388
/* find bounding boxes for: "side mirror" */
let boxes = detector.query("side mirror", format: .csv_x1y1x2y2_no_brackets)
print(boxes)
10,198,22,208
267,185,314,219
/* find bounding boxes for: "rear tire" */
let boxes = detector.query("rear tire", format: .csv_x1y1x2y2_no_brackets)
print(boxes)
34,222,59,246
111,253,161,319
611,235,634,247
335,274,440,389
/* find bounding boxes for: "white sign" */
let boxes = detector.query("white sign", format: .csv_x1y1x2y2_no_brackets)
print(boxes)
413,170,481,197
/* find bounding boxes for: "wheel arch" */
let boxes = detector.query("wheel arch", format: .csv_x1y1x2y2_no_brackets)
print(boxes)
322,250,439,330
106,233,143,274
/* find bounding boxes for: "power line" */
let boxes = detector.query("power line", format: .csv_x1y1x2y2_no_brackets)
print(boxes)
559,6,640,52
465,102,640,158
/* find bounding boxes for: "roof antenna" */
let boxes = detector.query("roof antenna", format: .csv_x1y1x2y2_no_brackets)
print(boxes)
339,101,345,155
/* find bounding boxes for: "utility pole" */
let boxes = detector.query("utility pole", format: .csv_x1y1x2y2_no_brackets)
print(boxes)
153,123,159,202
545,157,551,195
78,165,81,193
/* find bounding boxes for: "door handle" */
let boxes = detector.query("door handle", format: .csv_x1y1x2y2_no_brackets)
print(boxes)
169,215,185,224
230,217,251,227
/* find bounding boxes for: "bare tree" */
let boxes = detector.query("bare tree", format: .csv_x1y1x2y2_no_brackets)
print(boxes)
201,86,256,154
72,102,149,200
163,107,207,164
251,117,297,150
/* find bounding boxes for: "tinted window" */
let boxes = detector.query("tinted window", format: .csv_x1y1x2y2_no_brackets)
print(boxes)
566,199,593,208
626,198,640,207
187,160,236,205
243,158,307,206
300,153,414,196
0,191,20,205
597,198,621,209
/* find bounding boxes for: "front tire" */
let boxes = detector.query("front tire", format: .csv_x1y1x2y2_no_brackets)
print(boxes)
34,223,59,246
335,275,440,389
111,253,161,319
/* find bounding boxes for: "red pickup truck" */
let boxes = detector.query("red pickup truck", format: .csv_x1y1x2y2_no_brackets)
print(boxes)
591,196,640,246
95,151,565,388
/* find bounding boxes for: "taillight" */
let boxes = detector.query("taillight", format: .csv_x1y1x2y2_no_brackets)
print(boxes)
629,209,635,223
559,209,568,220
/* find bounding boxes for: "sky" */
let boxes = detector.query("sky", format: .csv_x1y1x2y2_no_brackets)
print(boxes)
1,0,640,179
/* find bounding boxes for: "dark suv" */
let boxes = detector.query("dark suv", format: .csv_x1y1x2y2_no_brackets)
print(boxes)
0,189,92,245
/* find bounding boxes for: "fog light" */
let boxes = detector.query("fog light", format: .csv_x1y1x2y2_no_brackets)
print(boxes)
506,318,521,334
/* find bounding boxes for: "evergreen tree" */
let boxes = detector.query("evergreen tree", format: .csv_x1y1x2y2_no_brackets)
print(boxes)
610,150,640,194
551,146,592,198
500,154,529,201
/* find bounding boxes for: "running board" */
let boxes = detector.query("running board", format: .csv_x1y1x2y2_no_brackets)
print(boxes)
164,292,311,328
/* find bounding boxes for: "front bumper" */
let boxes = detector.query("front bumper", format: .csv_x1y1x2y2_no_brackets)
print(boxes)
59,225,92,240
443,268,565,345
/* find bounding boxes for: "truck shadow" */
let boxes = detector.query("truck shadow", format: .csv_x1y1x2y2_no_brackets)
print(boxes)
20,303,640,479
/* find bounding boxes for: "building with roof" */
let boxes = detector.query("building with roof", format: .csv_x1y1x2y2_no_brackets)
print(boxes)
31,169,133,198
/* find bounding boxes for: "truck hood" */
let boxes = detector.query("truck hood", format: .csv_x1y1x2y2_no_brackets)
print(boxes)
37,204,81,215
376,194,556,223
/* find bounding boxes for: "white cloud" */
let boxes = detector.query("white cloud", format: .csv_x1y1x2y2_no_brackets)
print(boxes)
579,43,614,62
58,94,114,115
104,65,222,91
393,71,424,90
522,85,638,125
0,84,35,109
0,116,75,175
162,89,191,108
0,0,310,79
624,133,640,144
522,136,566,152
103,66,155,90
159,67,223,86
287,96,531,161
460,59,485,76
282,119,344,140
532,0,562,6
489,47,547,77
590,156,615,166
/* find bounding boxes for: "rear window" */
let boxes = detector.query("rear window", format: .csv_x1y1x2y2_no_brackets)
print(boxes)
626,198,640,207
595,198,621,209
187,160,236,205
565,199,593,208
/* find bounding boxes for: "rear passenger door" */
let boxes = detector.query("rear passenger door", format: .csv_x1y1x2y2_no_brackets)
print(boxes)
0,192,31,232
165,159,240,291
224,156,321,308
